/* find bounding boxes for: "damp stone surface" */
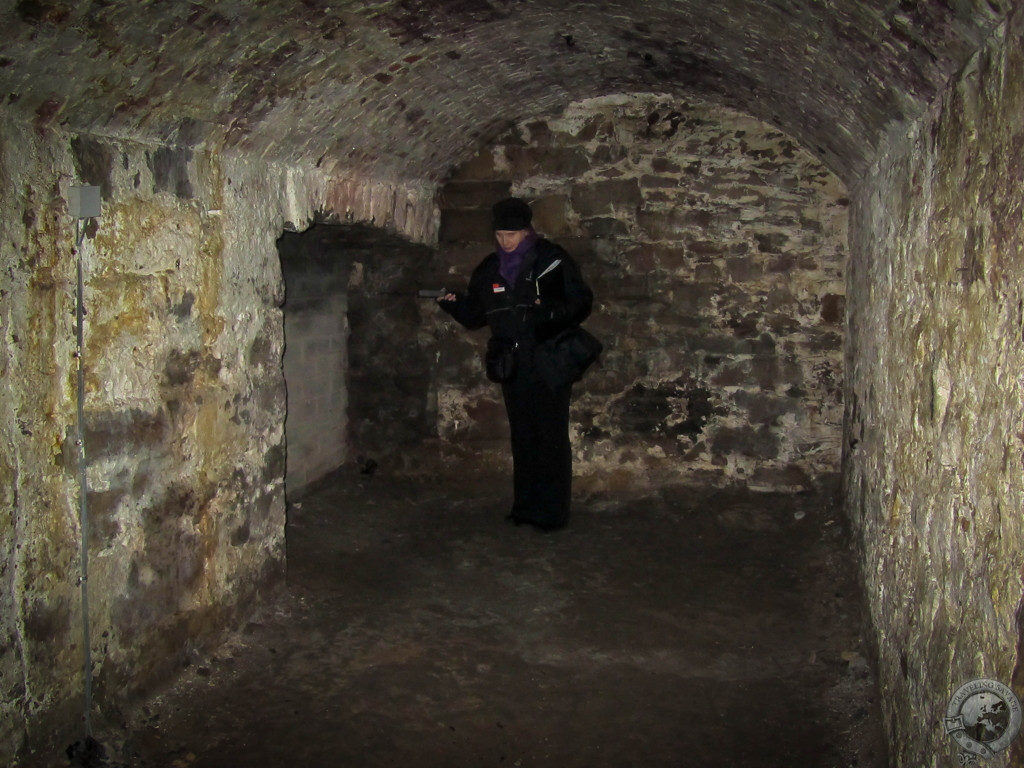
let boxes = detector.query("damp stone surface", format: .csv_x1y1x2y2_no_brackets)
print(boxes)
432,94,847,493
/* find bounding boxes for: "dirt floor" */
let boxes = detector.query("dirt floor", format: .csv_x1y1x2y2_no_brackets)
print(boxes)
85,472,887,767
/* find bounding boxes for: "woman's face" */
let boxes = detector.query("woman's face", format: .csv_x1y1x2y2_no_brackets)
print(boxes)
495,229,528,252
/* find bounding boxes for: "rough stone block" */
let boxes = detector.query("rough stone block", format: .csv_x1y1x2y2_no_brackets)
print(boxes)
639,174,679,189
641,190,675,205
439,180,511,210
725,256,764,283
733,391,800,425
638,207,714,240
799,329,842,353
748,464,812,491
448,148,499,180
581,217,629,239
766,286,796,312
570,179,642,216
766,253,818,272
529,194,572,237
766,313,802,334
590,273,650,300
669,281,715,314
727,312,761,338
624,242,700,273
553,235,595,261
440,242,492,274
504,145,589,179
591,143,628,165
620,244,659,273
686,238,749,259
462,395,510,441
819,293,845,324
606,382,678,434
523,120,553,145
711,425,779,459
694,262,721,281
578,360,637,396
710,361,749,387
650,157,682,174
569,115,604,143
439,208,492,243
749,355,781,389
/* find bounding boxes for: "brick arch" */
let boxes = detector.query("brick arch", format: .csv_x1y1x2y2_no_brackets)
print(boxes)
0,0,1011,185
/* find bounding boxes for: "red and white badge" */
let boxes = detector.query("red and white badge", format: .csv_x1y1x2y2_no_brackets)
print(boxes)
492,283,505,293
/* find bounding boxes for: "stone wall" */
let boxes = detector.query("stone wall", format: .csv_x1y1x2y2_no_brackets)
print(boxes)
0,116,338,761
434,94,849,492
844,11,1024,767
343,227,445,472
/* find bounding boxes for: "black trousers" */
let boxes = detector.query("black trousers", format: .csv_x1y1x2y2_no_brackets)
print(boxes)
501,364,573,529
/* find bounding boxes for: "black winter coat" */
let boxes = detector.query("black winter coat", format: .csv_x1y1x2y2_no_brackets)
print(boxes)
440,238,593,360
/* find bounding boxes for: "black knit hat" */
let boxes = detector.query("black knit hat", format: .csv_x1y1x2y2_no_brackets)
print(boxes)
491,197,532,231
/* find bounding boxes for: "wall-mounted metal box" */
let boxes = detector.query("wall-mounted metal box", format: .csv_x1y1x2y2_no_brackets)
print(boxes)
68,185,102,219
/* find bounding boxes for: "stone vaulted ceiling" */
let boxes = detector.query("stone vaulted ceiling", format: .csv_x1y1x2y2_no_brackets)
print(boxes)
0,0,1015,186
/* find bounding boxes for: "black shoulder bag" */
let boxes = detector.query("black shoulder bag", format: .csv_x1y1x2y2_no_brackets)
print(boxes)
535,326,603,389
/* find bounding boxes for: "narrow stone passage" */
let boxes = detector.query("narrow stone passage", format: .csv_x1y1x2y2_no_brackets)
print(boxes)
120,474,886,767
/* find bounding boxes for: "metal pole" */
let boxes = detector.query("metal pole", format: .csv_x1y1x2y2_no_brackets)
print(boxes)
74,219,93,737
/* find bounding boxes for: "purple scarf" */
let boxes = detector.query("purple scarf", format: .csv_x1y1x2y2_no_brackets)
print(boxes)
497,229,538,286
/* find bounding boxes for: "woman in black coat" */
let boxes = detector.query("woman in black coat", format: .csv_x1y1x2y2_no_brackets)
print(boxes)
438,197,593,530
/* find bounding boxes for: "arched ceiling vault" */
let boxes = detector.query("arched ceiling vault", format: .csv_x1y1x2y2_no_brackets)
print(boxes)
0,0,1015,187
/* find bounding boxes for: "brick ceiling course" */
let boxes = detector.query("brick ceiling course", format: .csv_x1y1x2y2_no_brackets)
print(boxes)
0,0,1014,184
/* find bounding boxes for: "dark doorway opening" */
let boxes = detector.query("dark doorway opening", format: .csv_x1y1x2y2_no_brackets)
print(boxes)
277,222,441,496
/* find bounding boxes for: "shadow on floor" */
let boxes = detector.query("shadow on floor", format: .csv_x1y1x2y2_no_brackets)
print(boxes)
114,473,887,767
